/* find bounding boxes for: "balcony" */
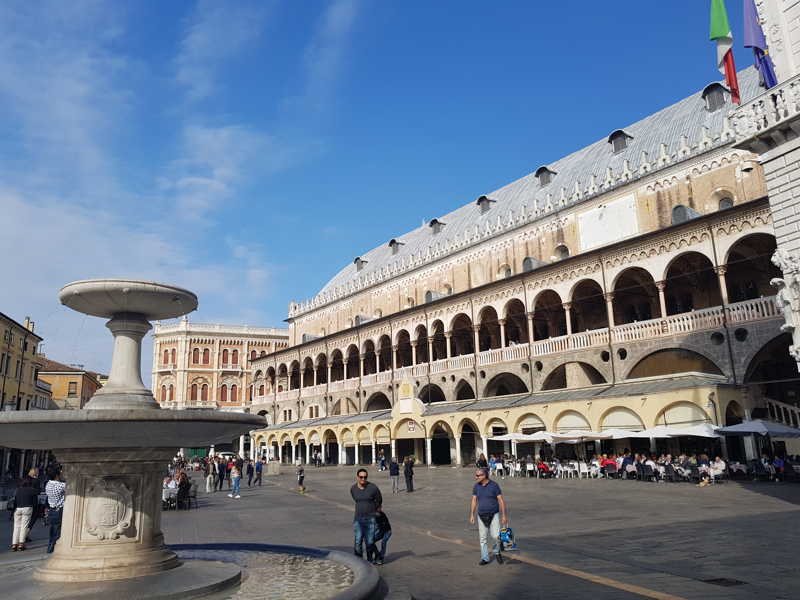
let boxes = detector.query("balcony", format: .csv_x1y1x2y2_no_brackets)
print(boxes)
264,298,779,404
220,363,241,372
157,363,176,372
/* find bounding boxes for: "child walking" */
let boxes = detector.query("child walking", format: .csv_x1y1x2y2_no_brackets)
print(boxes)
296,463,306,494
374,509,392,565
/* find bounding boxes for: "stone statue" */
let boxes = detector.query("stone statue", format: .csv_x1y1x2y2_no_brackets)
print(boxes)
771,249,800,368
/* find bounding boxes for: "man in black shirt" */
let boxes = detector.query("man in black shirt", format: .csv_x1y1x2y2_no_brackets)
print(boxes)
350,468,382,564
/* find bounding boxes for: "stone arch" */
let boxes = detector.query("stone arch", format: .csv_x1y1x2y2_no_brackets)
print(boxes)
724,233,780,303
662,251,721,314
330,349,344,381
541,362,606,390
315,353,328,384
569,278,607,332
457,417,480,436
364,392,391,412
724,400,744,426
484,372,529,397
612,266,661,324
377,335,392,372
430,320,447,361
626,348,723,379
302,357,314,387
396,329,413,367
414,324,429,363
373,423,391,443
449,313,474,356
345,344,360,379
288,360,301,390
478,306,501,351
393,418,423,439
454,379,475,401
503,298,529,344
356,426,371,444
654,401,710,427
418,383,446,403
484,417,509,437
554,410,591,432
599,406,645,431
532,289,566,340
514,413,545,433
744,332,797,404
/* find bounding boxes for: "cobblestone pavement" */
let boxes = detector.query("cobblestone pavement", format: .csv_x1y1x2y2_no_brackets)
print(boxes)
2,466,798,599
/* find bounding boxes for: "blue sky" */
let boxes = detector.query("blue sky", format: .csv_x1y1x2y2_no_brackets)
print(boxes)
0,1,756,379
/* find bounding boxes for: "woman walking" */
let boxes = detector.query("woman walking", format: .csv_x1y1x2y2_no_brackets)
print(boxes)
228,464,242,499
12,478,37,551
389,457,400,493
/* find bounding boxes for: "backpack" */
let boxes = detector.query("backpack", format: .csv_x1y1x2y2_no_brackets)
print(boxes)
499,527,517,551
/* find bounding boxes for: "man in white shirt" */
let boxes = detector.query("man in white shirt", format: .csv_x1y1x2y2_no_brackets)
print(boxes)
45,468,66,553
710,456,726,480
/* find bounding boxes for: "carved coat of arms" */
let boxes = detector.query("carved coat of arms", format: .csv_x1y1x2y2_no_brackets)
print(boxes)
85,478,134,540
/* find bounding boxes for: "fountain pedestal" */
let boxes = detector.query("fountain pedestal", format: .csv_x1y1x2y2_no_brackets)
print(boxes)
36,447,179,582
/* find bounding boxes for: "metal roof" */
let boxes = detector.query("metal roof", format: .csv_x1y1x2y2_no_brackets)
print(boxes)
315,70,760,297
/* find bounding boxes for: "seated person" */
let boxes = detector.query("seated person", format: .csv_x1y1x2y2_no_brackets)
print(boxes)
176,473,191,507
536,459,552,478
709,456,726,480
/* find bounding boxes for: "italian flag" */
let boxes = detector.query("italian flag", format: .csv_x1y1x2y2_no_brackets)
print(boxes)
710,0,740,103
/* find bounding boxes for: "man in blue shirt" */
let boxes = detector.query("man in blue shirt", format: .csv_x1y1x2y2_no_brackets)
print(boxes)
469,467,508,565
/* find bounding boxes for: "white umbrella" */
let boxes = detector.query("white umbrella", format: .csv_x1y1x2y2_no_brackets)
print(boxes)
600,428,641,440
488,433,535,442
666,423,720,438
527,431,555,443
625,425,673,439
551,430,613,442
718,419,800,438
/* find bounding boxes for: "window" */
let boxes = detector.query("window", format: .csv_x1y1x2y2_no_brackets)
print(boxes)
232,350,239,365
192,348,199,364
222,349,229,364
608,130,632,153
259,384,265,395
354,257,367,271
476,195,495,213
702,83,727,111
260,350,266,357
535,167,556,187
429,218,445,234
68,381,77,397
388,239,404,255
202,348,209,364
522,257,537,273
425,291,433,303
161,385,166,402
170,349,176,364
221,385,228,403
163,349,169,365
250,350,257,361
190,384,197,402
718,197,733,210
231,384,238,402
553,245,570,260
201,384,208,402
168,385,174,402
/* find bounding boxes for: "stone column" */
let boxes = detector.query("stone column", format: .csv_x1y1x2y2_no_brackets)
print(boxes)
425,438,433,465
604,293,615,328
371,441,376,465
327,364,332,385
454,435,462,465
391,439,397,461
427,339,434,362
313,367,317,387
655,281,668,319
290,444,296,465
392,345,398,370
359,354,365,378
499,319,507,347
511,440,518,458
411,341,417,365
481,436,489,460
526,312,535,347
35,447,180,583
445,332,452,358
563,302,573,336
238,435,245,458
340,445,347,466
320,442,326,465
306,445,312,465
209,444,215,458
343,360,349,380
472,326,480,354
715,266,730,305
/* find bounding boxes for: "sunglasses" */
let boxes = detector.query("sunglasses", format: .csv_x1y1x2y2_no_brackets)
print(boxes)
357,475,367,479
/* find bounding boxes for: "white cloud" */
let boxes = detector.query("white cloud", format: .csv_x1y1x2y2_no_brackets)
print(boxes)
300,0,361,112
176,0,270,101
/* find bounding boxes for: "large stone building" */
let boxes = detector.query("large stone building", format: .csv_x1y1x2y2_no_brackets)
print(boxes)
151,319,289,411
249,65,800,466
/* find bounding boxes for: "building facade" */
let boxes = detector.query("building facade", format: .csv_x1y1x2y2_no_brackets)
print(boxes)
250,68,800,465
0,312,48,480
38,357,103,410
151,320,290,411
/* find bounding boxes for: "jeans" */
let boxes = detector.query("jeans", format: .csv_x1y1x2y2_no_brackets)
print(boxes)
217,475,225,491
247,473,253,486
47,507,63,553
377,530,392,559
232,477,241,496
405,474,413,492
353,517,377,560
205,474,215,493
12,507,32,546
254,472,262,486
390,475,399,493
477,512,500,562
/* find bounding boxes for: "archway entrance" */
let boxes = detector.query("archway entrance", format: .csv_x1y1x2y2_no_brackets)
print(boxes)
394,419,426,464
323,430,339,465
459,421,479,465
430,423,454,465
485,419,509,457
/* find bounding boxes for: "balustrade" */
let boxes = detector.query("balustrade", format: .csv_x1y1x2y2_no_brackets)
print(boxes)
411,363,429,376
727,296,779,323
446,355,474,370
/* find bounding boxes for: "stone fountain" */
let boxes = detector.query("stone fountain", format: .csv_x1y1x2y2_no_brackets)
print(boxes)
0,279,378,600
0,280,262,597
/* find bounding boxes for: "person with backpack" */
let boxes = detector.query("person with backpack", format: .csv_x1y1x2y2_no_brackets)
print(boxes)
254,458,264,486
469,467,508,566
350,469,382,564
388,457,400,493
374,509,392,565
228,464,242,499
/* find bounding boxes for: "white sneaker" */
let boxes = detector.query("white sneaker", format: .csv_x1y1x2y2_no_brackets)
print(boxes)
235,495,241,499
227,493,233,498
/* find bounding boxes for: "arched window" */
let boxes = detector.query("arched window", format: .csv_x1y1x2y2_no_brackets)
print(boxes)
476,195,495,213
231,384,238,402
190,384,197,402
260,350,266,357
222,349,229,364
608,129,632,153
192,348,199,364
202,348,209,364
201,384,208,402
718,197,733,210
553,245,570,260
160,385,166,402
170,349,176,364
221,385,228,403
250,350,257,361
522,257,540,272
232,350,239,365
535,166,556,187
168,385,174,402
259,384,265,395
163,350,169,365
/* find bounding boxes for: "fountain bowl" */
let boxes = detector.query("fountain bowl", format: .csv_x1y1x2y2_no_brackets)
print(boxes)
59,279,198,320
